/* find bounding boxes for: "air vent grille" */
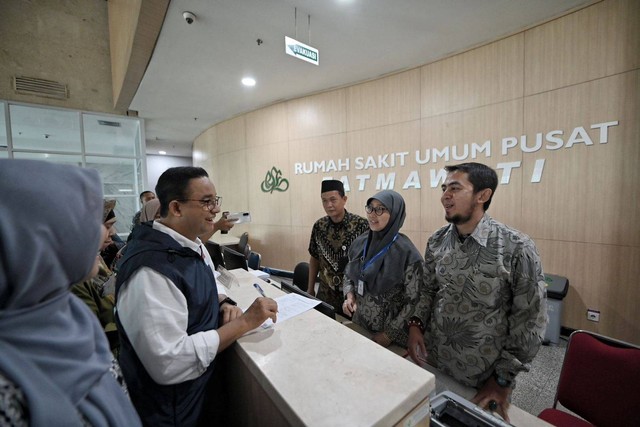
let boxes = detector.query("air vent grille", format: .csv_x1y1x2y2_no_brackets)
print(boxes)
98,120,121,127
13,76,68,99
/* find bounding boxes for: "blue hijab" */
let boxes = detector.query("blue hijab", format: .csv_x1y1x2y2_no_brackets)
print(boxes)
0,159,141,426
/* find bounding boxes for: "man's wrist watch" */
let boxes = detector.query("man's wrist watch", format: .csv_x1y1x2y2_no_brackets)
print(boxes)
493,371,513,388
220,297,237,306
406,316,424,333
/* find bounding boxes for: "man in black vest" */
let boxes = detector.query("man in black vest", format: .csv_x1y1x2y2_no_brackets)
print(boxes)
116,166,277,426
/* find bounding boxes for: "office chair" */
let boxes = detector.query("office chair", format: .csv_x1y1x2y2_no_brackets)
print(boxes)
237,232,250,259
204,241,225,269
221,246,248,271
247,251,261,270
292,262,310,291
538,330,640,427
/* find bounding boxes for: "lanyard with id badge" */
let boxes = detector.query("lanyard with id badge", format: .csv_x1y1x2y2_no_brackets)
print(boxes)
358,233,399,296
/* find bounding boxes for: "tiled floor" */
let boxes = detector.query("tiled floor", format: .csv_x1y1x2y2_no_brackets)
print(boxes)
511,338,568,416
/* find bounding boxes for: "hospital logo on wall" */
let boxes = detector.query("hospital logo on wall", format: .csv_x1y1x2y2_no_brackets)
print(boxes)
261,166,289,193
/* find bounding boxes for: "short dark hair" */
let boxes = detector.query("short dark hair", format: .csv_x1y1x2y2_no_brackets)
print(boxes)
155,167,209,217
444,162,498,211
139,190,154,203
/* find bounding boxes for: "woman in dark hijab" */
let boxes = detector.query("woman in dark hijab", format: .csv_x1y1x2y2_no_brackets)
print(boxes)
0,159,141,426
71,199,119,355
343,190,423,348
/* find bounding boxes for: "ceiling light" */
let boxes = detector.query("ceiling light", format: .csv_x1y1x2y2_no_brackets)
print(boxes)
159,150,167,155
242,77,256,87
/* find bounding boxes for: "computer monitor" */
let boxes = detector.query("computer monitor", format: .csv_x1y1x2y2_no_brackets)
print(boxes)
280,281,336,319
222,246,248,271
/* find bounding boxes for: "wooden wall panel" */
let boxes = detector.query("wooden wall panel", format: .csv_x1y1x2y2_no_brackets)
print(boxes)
213,150,249,217
537,239,640,344
522,71,640,245
346,69,421,132
291,225,314,269
287,89,346,141
245,224,294,270
287,133,349,227
460,100,525,232
245,142,291,226
246,103,288,147
419,113,463,232
198,0,639,342
419,100,525,234
525,0,640,96
402,230,424,257
420,34,524,118
346,121,422,231
258,225,314,272
193,126,217,180
217,116,246,155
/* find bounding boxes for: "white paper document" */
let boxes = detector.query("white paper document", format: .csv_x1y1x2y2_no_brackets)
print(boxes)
248,293,321,332
272,293,321,323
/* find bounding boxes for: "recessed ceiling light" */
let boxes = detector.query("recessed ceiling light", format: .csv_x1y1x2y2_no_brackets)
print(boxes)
159,150,167,155
242,77,256,87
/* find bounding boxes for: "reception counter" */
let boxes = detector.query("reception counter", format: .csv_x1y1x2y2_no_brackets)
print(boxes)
212,268,435,426
342,318,554,427
210,269,551,426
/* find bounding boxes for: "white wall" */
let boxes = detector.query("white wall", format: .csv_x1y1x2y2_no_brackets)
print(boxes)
146,154,192,191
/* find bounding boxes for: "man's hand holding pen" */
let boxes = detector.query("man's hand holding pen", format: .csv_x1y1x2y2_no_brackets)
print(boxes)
243,297,278,328
216,290,278,350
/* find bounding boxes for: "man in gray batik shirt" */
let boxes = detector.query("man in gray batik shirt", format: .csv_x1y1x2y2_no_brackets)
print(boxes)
407,162,547,423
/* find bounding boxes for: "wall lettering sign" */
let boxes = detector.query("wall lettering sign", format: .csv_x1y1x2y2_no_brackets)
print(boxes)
293,120,619,191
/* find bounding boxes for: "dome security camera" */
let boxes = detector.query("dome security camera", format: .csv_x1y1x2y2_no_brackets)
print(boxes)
183,11,196,24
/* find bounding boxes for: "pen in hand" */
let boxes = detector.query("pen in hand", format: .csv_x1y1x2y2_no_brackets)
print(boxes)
253,283,266,297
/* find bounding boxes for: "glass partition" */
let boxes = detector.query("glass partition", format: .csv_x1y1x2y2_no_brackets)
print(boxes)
86,156,142,232
10,104,81,153
3,100,145,237
13,152,83,166
84,113,140,157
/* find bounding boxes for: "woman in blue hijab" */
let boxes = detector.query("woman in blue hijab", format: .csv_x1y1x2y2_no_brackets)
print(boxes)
0,159,141,426
343,190,423,348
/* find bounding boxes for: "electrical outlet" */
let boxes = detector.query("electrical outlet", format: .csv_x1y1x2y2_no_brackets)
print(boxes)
587,309,600,322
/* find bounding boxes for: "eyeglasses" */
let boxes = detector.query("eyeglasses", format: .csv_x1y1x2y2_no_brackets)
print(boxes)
177,196,222,211
365,204,388,216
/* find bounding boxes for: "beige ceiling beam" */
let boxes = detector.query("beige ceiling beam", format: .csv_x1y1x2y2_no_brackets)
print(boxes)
108,0,169,111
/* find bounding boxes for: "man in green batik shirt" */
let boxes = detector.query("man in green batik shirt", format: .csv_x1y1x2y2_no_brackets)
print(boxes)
308,180,369,313
407,163,547,423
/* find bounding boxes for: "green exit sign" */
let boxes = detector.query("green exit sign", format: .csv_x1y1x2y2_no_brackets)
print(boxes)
285,36,319,66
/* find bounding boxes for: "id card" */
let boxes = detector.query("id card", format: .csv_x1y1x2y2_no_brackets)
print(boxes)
357,280,365,296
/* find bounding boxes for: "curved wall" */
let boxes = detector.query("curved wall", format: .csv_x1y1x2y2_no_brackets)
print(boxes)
194,0,640,343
